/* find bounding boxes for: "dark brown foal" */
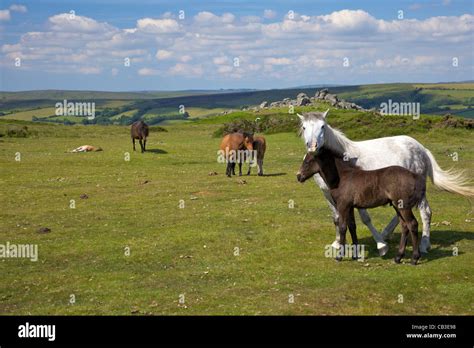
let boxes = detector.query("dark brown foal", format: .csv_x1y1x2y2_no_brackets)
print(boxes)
297,148,425,264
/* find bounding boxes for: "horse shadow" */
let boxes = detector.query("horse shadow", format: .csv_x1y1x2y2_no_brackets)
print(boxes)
146,148,168,154
259,172,286,177
357,229,473,262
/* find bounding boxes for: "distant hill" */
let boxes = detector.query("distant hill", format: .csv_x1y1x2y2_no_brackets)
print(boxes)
0,89,251,101
0,82,472,124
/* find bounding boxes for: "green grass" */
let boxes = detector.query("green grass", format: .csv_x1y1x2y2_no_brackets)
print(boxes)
0,108,473,315
4,107,57,120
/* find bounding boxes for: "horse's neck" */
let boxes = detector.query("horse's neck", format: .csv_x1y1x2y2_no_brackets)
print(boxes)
316,150,341,189
326,126,356,156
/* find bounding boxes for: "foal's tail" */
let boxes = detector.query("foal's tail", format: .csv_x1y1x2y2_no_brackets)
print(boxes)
425,149,474,197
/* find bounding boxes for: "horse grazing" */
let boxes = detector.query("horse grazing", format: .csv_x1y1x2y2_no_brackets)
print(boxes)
219,132,254,177
247,136,266,176
131,120,149,153
297,148,426,265
298,110,474,256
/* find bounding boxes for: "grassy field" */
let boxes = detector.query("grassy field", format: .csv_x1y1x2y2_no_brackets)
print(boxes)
5,107,57,120
0,107,473,315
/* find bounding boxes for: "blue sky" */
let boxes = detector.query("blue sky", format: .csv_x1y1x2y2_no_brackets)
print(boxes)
1,0,473,91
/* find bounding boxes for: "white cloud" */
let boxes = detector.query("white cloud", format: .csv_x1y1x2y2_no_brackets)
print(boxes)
79,67,101,74
138,68,160,76
217,65,233,74
213,56,229,65
264,57,292,65
49,13,115,33
156,49,173,60
136,18,180,33
1,9,472,85
10,4,27,13
194,11,235,25
263,9,277,19
0,10,11,21
169,63,203,76
180,55,192,62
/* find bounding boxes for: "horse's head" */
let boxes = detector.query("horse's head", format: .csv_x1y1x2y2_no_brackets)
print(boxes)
298,110,329,153
297,152,320,183
242,132,254,152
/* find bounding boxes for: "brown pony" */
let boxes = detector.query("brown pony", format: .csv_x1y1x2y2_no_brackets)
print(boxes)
131,120,149,153
297,147,426,265
219,132,254,177
247,136,266,176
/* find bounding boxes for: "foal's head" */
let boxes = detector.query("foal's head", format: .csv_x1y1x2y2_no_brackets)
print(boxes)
242,132,254,152
296,153,320,183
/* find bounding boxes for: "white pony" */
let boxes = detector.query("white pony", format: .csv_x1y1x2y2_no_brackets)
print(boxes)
298,110,473,255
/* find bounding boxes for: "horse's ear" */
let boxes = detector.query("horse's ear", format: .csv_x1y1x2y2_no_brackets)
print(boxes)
322,109,329,119
297,113,305,121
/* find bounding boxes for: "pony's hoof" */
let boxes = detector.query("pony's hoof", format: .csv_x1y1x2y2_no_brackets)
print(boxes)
394,256,402,264
377,242,389,257
331,240,342,250
420,236,431,254
411,259,419,266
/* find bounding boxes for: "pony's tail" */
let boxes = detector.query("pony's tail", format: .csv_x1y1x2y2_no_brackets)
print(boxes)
425,149,474,197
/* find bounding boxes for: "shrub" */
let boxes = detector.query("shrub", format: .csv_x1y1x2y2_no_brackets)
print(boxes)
6,125,35,138
213,115,299,137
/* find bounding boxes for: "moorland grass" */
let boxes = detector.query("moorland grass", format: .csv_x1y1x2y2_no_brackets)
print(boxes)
0,108,473,315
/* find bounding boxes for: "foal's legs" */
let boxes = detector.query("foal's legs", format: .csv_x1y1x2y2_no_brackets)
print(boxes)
139,139,144,153
358,209,389,256
348,208,360,260
418,196,432,253
143,137,147,152
394,220,409,264
257,157,263,176
400,209,421,265
226,162,232,177
336,205,351,261
394,209,421,265
132,138,136,151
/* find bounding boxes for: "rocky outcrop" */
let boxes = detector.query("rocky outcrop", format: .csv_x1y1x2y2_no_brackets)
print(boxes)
259,101,269,108
296,93,311,106
258,88,369,112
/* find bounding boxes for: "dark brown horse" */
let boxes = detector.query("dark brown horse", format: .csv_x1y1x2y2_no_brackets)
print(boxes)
297,148,426,265
247,136,266,176
131,120,149,153
219,132,254,177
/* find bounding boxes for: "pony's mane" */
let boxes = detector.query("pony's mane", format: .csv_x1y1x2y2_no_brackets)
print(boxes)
325,126,356,155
